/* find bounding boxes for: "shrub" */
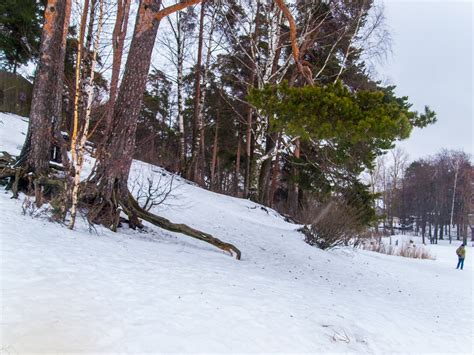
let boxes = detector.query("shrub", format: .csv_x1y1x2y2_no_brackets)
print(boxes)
360,239,434,260
299,198,368,249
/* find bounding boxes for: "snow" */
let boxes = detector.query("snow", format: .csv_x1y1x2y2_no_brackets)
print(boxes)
0,113,28,155
1,112,473,353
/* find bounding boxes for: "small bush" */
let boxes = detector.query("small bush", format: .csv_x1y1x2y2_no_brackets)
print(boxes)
360,239,434,260
21,195,51,219
299,199,367,250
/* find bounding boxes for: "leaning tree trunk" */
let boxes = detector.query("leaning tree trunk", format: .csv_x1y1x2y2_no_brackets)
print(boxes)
88,0,163,226
17,0,72,175
86,0,241,259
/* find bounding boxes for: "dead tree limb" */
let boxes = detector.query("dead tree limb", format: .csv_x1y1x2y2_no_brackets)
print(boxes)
123,192,241,260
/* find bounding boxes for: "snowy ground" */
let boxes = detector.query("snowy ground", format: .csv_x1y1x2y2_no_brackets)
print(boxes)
1,113,473,354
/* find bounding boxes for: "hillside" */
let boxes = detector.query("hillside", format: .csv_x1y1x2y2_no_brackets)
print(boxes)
0,113,472,353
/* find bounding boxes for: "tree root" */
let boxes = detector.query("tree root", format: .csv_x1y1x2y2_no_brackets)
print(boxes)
121,192,241,260
0,151,242,260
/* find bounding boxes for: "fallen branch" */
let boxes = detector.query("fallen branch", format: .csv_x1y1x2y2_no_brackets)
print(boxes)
123,192,241,260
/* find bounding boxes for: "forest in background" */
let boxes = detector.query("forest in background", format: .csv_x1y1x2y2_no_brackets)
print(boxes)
0,0,471,255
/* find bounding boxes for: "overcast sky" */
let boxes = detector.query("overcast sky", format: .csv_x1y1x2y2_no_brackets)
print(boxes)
377,0,473,160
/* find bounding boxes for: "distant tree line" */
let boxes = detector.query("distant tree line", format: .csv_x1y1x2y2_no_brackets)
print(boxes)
370,149,472,245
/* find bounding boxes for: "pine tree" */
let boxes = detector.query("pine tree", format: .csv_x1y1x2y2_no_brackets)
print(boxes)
17,0,72,179
0,0,43,73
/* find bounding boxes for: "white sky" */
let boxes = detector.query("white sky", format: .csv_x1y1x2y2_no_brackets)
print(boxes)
378,0,473,160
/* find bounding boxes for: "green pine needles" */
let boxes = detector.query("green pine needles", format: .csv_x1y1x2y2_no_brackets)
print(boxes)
249,81,436,171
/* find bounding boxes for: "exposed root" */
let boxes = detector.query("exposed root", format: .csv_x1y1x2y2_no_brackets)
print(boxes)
1,151,242,260
122,192,241,260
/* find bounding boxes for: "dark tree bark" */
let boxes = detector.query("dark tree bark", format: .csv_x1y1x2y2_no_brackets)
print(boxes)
84,0,241,259
88,0,163,225
243,0,261,198
234,128,241,196
210,109,219,190
258,131,277,205
102,0,131,139
176,11,186,174
187,1,206,184
269,134,281,208
288,139,301,216
17,0,72,175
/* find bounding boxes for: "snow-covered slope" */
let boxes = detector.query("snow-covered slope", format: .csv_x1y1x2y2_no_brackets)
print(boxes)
1,113,472,353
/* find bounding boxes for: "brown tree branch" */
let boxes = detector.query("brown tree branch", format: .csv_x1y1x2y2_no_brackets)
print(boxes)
154,0,203,22
273,0,313,85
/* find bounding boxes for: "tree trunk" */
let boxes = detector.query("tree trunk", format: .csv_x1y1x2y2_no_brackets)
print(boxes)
210,110,219,190
70,0,90,172
84,0,96,53
188,1,206,184
258,131,277,205
235,129,241,196
17,0,72,176
288,138,300,216
244,107,253,198
176,12,186,174
243,0,260,198
69,0,104,229
102,0,131,140
269,134,281,208
88,0,163,225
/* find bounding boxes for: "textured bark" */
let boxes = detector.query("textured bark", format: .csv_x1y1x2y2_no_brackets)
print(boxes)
188,1,206,184
257,28,283,205
70,0,104,230
17,0,72,175
258,132,276,205
288,139,300,215
234,129,241,196
243,107,253,198
176,12,186,174
70,0,90,166
243,0,260,198
269,135,281,208
273,0,313,85
89,0,163,225
210,109,219,190
81,0,241,259
154,0,202,22
123,193,241,259
84,0,96,53
103,0,131,139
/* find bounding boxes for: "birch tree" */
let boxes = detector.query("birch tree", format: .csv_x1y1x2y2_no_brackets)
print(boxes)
69,0,104,229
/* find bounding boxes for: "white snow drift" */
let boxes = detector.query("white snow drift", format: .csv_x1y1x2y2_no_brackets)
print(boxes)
0,113,472,353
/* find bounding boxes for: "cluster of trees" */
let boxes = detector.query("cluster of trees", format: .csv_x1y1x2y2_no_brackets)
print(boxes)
127,0,435,223
370,149,472,245
0,0,437,255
